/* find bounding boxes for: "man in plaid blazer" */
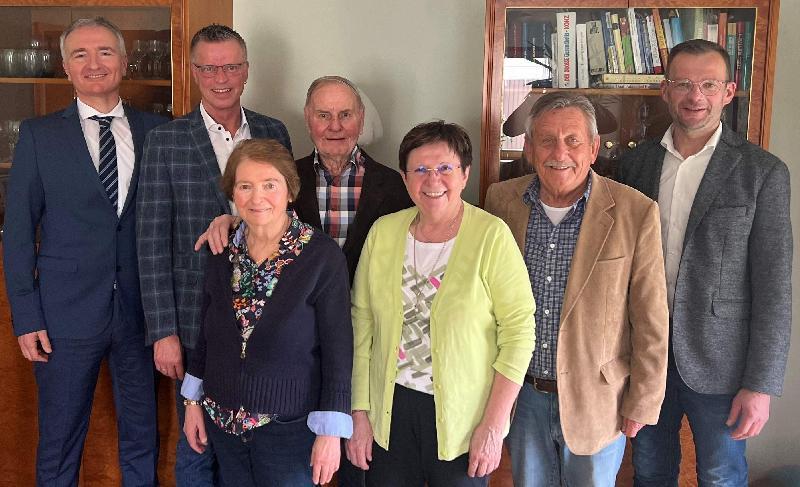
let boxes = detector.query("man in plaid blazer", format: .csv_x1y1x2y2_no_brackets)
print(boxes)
136,24,291,486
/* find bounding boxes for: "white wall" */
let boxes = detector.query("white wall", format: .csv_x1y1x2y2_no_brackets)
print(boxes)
235,0,486,202
235,0,799,481
748,0,800,482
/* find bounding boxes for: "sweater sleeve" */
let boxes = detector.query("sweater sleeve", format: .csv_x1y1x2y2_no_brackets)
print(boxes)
484,220,536,385
350,225,377,411
313,240,353,414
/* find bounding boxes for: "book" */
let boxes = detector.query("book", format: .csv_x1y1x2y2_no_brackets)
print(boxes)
600,73,664,84
522,21,530,59
646,14,663,74
670,10,684,45
611,14,627,74
586,20,607,75
726,20,738,80
618,15,635,74
594,82,662,89
663,17,674,50
576,23,590,88
741,20,754,90
681,8,706,41
603,12,620,73
638,14,653,74
627,8,644,74
718,12,728,48
556,11,577,88
508,20,522,57
652,9,669,68
706,13,719,43
551,32,560,85
735,20,744,87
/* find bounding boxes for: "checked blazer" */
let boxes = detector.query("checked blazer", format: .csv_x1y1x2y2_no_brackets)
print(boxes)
617,125,792,396
136,106,291,348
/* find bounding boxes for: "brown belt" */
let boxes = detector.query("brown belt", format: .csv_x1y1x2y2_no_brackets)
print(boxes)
524,375,558,394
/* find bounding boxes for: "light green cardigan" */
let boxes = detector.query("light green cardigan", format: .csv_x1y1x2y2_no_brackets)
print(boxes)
351,203,536,461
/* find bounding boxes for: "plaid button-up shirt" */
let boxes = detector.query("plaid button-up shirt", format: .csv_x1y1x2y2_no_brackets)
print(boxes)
522,173,592,380
314,146,365,247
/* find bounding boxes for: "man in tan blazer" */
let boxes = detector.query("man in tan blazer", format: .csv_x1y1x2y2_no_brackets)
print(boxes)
485,92,669,487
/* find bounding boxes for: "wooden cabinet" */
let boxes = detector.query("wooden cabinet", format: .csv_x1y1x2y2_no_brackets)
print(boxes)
479,0,780,202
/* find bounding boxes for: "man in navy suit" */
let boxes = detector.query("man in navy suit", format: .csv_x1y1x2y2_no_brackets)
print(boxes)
617,39,792,485
136,24,291,486
3,17,166,485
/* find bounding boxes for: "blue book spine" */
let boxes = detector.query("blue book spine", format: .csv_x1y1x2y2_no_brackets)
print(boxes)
670,15,684,45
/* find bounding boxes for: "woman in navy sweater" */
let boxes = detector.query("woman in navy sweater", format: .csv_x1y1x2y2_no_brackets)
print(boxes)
182,139,353,486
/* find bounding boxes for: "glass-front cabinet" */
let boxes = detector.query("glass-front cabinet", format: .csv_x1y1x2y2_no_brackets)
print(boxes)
0,0,232,227
479,0,780,201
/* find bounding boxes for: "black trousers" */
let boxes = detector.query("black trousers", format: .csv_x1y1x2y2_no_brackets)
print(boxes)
365,384,489,487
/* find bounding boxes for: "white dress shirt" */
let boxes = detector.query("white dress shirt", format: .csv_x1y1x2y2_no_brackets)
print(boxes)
199,102,250,214
658,122,723,310
77,98,133,216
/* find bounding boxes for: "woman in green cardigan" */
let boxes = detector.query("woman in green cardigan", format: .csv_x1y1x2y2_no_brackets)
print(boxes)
346,121,536,486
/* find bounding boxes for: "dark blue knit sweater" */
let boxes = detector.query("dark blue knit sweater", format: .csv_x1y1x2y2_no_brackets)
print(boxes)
187,230,353,416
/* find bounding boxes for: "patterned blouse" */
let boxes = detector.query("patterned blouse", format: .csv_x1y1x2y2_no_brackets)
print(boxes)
202,214,314,435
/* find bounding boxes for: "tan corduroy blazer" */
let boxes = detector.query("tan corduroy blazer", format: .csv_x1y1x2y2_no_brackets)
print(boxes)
485,171,669,455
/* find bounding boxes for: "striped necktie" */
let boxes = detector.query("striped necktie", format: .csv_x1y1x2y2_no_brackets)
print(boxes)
89,115,118,210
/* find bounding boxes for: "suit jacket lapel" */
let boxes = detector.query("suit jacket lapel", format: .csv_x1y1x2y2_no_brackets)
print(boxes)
62,101,117,216
561,173,614,325
189,108,230,213
682,129,741,250
120,104,143,218
295,153,323,228
342,151,384,255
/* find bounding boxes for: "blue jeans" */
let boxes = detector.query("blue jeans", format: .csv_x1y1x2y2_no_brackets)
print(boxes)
205,412,315,487
175,379,219,487
506,382,626,487
632,368,747,486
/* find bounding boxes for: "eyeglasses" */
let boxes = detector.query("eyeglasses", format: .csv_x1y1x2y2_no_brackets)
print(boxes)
406,164,461,177
192,62,247,77
665,78,731,96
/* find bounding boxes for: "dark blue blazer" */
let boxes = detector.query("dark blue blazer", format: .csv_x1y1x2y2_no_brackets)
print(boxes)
3,101,167,339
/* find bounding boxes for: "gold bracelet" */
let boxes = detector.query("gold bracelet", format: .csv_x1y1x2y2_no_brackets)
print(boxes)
183,399,202,406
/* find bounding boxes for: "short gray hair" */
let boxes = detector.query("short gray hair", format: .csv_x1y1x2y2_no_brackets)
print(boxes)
190,24,247,62
305,75,364,111
60,17,126,61
526,92,598,140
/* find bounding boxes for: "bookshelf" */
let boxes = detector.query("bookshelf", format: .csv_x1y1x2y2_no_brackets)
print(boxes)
479,0,780,202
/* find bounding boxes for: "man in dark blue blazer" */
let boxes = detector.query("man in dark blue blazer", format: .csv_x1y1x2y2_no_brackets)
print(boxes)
617,39,792,486
136,24,291,486
3,17,167,486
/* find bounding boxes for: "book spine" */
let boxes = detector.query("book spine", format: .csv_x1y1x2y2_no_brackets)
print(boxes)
601,73,664,84
522,21,530,60
726,21,737,80
646,15,663,74
735,20,744,87
603,12,619,73
556,11,577,88
638,15,653,74
611,14,627,74
586,20,608,75
663,18,674,50
576,23,590,88
670,10,684,45
741,21,754,90
627,8,643,74
718,12,728,47
619,16,635,74
551,32,560,85
707,22,719,43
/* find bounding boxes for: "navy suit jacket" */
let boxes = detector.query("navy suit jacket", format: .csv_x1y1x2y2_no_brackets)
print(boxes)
3,101,167,339
617,125,792,396
294,150,412,284
136,106,291,348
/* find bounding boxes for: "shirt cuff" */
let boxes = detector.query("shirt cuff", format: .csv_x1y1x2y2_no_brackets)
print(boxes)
307,411,353,438
180,374,204,401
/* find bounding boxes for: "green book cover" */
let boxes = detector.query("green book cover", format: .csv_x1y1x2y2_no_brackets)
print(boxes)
741,21,754,90
619,15,635,74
